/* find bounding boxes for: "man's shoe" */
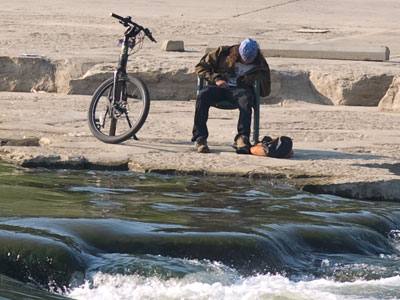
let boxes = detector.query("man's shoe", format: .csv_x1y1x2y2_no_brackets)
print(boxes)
196,138,210,153
235,136,251,154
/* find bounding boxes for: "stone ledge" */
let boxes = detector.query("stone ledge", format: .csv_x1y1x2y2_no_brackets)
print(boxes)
0,56,398,108
303,180,400,202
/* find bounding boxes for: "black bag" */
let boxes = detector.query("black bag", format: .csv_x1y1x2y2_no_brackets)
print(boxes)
260,136,293,158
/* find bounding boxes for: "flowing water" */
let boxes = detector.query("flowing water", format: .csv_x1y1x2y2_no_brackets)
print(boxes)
0,160,400,300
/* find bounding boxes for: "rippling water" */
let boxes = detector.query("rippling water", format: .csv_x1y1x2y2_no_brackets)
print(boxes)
0,160,400,299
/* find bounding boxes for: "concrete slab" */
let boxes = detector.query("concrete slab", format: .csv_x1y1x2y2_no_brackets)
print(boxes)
206,42,390,61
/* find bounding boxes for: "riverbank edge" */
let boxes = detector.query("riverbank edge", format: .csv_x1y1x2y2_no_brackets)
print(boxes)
0,144,399,203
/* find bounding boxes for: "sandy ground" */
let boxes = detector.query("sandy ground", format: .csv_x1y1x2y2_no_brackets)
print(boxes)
1,0,400,201
1,0,400,68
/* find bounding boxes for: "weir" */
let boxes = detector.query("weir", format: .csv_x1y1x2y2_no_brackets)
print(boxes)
1,166,400,299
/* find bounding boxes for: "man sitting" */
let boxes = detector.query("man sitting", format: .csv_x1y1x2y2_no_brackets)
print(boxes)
192,38,271,154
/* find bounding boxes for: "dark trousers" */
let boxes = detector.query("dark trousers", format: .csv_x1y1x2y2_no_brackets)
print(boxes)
192,86,254,142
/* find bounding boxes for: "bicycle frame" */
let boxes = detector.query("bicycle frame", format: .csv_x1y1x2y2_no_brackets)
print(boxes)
108,25,142,138
108,13,155,115
113,26,138,107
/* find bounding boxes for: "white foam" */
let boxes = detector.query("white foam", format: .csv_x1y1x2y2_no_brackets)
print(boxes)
66,272,400,300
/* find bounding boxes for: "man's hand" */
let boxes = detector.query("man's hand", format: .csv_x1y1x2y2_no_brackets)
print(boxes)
215,80,229,88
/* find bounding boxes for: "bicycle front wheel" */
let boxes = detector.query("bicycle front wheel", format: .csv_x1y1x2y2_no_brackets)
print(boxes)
88,76,150,144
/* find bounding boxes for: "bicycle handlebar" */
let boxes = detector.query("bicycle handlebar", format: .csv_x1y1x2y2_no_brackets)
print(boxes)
110,13,157,43
110,13,127,23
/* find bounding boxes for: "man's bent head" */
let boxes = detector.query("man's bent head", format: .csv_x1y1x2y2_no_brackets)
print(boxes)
239,38,259,64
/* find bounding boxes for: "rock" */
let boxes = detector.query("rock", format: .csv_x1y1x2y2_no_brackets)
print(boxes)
139,71,197,100
266,70,330,105
69,64,197,100
20,155,89,169
378,76,400,113
0,57,56,93
303,179,400,202
310,72,393,106
54,58,98,93
39,137,52,146
69,70,112,95
0,137,40,147
161,40,185,52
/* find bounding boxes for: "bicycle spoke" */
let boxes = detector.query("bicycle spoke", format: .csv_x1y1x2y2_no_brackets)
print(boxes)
108,86,113,100
129,88,138,98
101,107,110,128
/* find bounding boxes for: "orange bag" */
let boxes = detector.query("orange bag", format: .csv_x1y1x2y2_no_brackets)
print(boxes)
250,136,293,158
250,143,266,156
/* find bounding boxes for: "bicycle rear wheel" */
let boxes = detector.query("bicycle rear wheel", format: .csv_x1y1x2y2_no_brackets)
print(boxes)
88,76,150,144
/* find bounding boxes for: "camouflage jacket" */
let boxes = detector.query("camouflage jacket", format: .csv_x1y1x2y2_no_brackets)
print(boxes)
195,45,271,97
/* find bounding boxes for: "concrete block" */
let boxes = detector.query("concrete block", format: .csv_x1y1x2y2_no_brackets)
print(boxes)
162,40,185,52
205,42,390,61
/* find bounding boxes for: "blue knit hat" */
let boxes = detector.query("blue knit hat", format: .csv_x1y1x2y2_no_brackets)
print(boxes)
239,38,259,64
